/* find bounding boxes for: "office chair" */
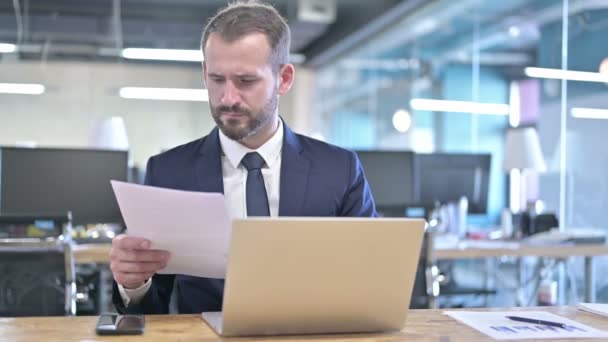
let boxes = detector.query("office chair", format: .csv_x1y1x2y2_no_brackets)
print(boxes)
513,212,559,237
0,213,76,316
410,230,496,309
530,213,559,236
410,230,438,309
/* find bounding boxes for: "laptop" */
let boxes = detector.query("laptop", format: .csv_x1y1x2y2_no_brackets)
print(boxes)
201,217,426,337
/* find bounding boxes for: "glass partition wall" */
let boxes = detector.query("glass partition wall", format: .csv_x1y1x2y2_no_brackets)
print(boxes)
311,0,608,305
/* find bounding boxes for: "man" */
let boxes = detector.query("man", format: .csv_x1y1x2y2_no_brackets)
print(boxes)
111,0,377,315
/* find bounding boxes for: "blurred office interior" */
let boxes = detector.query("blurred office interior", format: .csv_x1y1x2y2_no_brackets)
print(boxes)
1,0,607,315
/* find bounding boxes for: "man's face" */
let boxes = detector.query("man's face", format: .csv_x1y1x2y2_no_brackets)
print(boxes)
203,32,282,142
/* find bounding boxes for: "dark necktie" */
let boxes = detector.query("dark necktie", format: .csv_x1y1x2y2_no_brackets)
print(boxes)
240,152,270,216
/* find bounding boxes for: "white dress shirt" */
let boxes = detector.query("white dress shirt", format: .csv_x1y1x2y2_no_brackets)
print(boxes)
118,120,284,306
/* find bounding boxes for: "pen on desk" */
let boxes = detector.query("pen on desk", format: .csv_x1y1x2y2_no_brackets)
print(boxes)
506,315,567,328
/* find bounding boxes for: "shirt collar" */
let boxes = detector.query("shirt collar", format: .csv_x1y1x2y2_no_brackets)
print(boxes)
218,118,283,170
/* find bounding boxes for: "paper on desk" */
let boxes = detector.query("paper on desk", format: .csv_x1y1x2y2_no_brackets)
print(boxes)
111,181,231,279
579,303,608,318
444,310,608,340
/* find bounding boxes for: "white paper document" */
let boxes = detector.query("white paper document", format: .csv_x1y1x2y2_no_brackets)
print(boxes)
444,310,608,340
579,303,608,318
111,181,231,279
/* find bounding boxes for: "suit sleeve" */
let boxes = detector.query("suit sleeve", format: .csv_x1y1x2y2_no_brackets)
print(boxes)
338,151,378,217
112,156,176,314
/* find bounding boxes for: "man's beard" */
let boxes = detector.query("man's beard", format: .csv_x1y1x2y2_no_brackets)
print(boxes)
210,91,278,142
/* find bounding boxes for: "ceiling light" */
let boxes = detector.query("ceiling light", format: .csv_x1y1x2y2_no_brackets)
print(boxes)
525,67,608,83
119,87,208,102
0,83,45,95
0,43,17,53
392,109,412,133
571,107,608,120
508,26,520,38
600,57,608,75
410,99,510,115
121,48,203,62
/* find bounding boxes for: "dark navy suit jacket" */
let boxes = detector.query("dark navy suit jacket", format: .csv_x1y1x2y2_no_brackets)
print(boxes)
113,122,377,314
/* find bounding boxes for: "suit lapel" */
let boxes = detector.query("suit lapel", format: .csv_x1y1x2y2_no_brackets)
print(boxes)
196,127,224,194
279,124,311,216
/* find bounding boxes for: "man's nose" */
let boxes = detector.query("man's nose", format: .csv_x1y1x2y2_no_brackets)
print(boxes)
220,82,240,106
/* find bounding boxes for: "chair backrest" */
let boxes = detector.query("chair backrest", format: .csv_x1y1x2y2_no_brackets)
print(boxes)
411,230,440,309
0,213,75,317
531,213,559,235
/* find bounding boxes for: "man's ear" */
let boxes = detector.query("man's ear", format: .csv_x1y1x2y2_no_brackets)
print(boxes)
278,63,295,96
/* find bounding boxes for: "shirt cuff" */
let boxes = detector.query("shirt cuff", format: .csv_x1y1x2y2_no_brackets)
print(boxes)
117,278,152,307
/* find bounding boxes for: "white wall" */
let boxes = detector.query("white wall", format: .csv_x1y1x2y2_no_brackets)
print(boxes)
285,66,315,135
0,60,314,168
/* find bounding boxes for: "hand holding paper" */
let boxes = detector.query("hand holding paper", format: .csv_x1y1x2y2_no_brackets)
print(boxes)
111,181,232,279
109,234,170,289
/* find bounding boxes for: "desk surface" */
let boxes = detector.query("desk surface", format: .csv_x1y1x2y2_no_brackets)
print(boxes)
72,242,608,264
433,240,608,260
73,243,111,264
1,306,606,341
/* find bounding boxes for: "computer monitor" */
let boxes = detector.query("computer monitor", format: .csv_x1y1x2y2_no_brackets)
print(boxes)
415,153,491,214
355,151,417,216
0,147,128,225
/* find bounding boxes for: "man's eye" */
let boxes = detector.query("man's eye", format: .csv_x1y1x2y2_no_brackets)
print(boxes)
240,78,256,84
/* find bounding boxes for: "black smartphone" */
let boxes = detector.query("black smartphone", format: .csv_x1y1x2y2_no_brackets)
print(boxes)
95,314,145,335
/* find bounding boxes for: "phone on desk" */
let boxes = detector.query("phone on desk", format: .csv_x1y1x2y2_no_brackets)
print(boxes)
96,314,145,335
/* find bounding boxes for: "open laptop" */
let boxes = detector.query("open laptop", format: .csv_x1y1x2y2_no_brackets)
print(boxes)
201,217,426,337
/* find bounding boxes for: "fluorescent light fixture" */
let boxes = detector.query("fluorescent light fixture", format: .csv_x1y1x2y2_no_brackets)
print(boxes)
119,87,208,102
121,48,203,62
571,107,608,120
0,43,17,53
525,67,608,83
410,98,510,115
0,83,45,95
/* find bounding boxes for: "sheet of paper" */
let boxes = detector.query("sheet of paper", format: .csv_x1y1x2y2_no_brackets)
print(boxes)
111,180,231,279
579,303,608,318
444,310,608,340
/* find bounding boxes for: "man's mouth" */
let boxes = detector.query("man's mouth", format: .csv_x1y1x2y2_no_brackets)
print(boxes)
221,111,245,119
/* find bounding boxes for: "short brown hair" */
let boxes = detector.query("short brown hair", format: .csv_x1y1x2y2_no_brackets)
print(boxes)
201,0,291,73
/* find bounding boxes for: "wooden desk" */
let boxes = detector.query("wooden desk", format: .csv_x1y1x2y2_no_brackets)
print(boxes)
74,241,608,304
73,243,111,264
1,306,606,341
76,241,608,264
434,240,608,259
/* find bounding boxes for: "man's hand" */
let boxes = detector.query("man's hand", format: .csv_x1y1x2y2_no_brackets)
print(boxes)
109,234,171,289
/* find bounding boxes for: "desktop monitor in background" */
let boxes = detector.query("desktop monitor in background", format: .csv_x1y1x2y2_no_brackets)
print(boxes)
415,153,491,214
0,147,128,225
355,151,417,217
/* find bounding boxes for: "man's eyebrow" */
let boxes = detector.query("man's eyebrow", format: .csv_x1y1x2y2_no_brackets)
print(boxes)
207,72,225,77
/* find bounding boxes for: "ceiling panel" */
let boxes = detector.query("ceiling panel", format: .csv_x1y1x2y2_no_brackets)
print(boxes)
0,0,404,65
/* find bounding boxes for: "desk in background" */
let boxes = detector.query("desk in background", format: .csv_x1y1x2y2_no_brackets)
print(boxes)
76,241,608,262
1,306,606,341
432,240,608,305
73,243,111,264
74,241,608,306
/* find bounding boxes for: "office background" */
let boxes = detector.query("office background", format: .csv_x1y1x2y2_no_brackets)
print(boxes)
1,0,608,312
